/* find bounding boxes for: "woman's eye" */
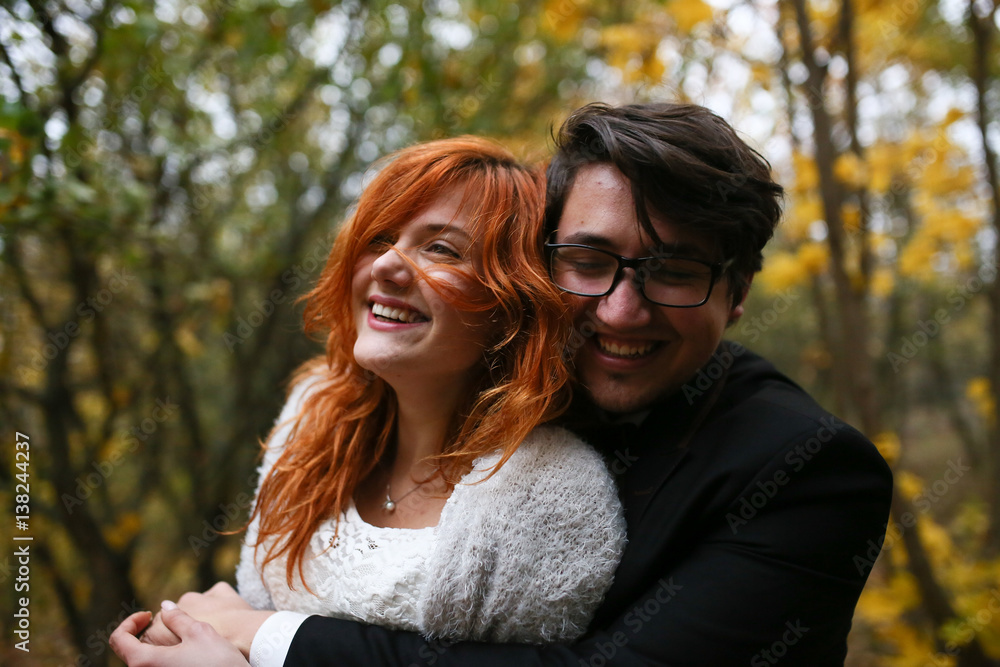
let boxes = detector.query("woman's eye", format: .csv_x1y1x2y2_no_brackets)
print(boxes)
425,242,461,259
368,234,395,250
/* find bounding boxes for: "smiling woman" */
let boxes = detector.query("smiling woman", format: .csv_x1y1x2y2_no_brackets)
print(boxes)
218,137,627,646
351,183,493,398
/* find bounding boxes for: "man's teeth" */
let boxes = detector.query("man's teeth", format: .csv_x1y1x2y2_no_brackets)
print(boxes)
598,338,656,358
371,302,427,323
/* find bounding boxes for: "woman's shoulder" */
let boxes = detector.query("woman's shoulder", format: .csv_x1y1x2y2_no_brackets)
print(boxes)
425,424,625,643
465,424,611,484
449,424,622,531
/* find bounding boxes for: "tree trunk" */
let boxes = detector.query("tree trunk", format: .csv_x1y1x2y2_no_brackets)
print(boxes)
969,0,1000,555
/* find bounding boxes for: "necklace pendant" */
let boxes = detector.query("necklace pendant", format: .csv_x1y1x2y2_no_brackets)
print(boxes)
383,499,396,512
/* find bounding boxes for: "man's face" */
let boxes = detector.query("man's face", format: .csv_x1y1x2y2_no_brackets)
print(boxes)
554,163,746,414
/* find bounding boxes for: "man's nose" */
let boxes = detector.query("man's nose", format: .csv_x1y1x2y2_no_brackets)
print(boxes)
593,269,653,329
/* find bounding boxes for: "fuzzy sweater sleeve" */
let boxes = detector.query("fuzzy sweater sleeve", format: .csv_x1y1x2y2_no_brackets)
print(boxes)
418,425,626,643
236,375,325,610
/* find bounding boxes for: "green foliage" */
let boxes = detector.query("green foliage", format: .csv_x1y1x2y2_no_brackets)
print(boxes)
0,0,997,664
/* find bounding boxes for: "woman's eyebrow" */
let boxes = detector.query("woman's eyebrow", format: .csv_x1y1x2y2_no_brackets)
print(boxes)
421,223,472,240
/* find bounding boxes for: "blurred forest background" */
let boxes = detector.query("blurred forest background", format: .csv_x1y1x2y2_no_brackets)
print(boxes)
0,0,998,664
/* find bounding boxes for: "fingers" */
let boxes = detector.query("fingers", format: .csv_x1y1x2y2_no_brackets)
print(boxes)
109,610,153,662
140,604,182,647
205,581,238,597
161,603,225,638
110,605,249,667
178,581,239,609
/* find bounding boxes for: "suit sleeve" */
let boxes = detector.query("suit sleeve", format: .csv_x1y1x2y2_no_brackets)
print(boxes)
279,428,892,666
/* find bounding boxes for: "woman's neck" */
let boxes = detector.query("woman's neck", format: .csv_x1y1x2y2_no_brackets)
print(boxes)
353,378,471,529
388,374,470,476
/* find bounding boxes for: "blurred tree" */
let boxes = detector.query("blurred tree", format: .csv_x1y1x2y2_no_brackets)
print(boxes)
751,0,1000,663
1,0,999,664
0,0,633,663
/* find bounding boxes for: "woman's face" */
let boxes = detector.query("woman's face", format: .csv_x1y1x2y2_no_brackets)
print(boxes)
352,184,494,392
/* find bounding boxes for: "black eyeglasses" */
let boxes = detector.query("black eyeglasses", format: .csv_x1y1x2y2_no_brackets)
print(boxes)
545,243,733,308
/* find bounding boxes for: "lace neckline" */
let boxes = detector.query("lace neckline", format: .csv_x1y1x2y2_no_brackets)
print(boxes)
345,497,447,532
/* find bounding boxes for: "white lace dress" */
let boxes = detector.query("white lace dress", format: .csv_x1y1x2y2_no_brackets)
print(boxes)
236,377,626,643
243,502,437,631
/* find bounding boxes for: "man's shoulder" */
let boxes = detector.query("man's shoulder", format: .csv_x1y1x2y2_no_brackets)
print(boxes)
647,342,885,475
700,344,888,478
716,342,845,432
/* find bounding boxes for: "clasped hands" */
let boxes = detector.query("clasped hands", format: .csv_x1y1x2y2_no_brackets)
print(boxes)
110,582,273,666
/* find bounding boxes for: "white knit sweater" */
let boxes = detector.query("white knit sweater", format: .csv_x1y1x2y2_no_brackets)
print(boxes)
237,379,626,644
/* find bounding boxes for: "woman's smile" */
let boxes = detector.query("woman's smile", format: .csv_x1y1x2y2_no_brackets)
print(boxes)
352,183,492,392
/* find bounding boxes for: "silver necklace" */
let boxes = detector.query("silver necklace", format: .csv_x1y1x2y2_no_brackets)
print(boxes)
383,480,423,513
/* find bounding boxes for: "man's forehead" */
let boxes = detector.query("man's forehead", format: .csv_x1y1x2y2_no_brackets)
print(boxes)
555,162,722,259
557,219,718,260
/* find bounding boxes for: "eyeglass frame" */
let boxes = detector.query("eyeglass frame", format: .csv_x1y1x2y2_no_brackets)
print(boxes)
544,241,735,308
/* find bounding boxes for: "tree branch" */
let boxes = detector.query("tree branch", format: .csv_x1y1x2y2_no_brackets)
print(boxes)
0,29,29,107
4,235,53,332
968,0,1000,555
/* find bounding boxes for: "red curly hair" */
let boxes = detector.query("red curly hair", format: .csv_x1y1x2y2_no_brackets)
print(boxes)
250,137,573,588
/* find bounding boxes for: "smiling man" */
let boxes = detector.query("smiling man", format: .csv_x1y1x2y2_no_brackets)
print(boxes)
112,102,893,667
548,162,742,412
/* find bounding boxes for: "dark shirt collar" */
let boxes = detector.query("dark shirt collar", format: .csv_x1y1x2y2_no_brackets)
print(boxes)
563,341,736,454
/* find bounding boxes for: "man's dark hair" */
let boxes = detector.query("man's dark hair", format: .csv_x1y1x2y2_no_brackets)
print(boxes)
545,102,784,305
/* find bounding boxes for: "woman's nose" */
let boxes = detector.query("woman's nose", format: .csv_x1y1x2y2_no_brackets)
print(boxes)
370,247,415,288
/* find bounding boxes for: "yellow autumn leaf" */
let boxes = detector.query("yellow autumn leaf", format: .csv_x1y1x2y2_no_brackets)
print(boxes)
872,431,900,466
855,571,920,622
942,107,965,126
757,251,809,293
797,242,829,275
542,0,585,42
105,512,143,551
940,617,979,650
918,518,956,565
867,142,900,193
898,238,935,280
668,0,714,32
954,246,975,271
896,470,924,500
600,24,644,71
801,342,832,369
224,31,245,48
870,268,895,298
781,199,816,242
640,54,665,81
77,391,111,426
175,323,205,357
842,201,861,233
834,152,868,189
790,151,819,194
879,623,952,667
966,377,996,424
750,62,773,85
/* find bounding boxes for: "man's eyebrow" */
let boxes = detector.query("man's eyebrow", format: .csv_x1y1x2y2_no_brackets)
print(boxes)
558,233,714,260
558,231,614,247
653,242,714,260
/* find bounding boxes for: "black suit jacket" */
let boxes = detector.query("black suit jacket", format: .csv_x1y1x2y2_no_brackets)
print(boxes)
283,342,893,666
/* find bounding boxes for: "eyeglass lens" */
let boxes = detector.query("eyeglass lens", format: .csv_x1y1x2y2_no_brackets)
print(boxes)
549,246,715,307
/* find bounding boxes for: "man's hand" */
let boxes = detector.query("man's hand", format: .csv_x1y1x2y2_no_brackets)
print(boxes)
174,581,274,656
110,605,249,667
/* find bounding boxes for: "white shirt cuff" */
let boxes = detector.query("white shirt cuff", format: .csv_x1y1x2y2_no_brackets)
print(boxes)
249,611,311,667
